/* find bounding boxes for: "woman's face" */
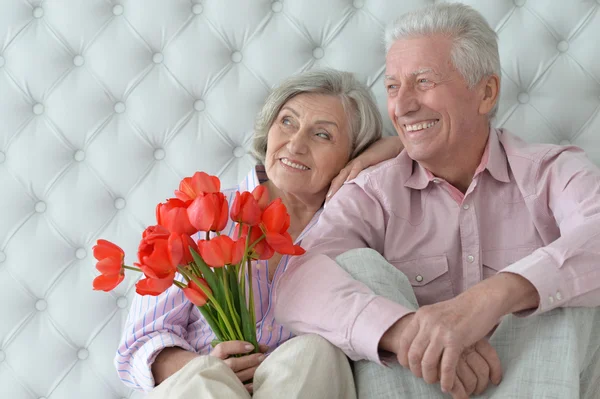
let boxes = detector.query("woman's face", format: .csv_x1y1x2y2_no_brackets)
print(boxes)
264,93,352,200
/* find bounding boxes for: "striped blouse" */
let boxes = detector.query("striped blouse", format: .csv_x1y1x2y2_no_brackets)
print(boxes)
114,165,322,392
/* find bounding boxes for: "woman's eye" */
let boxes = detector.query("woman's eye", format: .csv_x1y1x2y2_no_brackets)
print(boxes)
316,132,330,140
282,117,292,125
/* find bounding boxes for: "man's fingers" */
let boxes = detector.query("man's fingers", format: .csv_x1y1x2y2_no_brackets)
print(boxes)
465,351,490,395
440,347,461,393
211,340,255,359
224,353,265,372
475,339,503,385
456,357,477,395
397,319,419,368
421,338,444,384
449,375,469,399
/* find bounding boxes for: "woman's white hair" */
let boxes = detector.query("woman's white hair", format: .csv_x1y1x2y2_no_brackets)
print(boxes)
384,3,501,118
251,68,383,164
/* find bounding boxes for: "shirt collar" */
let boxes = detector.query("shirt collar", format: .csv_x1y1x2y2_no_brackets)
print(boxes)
404,126,510,190
238,164,268,192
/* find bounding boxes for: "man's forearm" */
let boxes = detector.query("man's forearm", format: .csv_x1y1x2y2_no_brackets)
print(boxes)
480,272,540,316
151,347,200,385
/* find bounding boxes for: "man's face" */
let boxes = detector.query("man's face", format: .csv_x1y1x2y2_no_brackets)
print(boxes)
385,35,488,167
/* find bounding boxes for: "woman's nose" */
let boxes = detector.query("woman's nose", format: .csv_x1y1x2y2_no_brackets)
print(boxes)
287,131,309,154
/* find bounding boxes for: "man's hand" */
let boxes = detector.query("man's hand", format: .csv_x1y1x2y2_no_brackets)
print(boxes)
210,341,269,393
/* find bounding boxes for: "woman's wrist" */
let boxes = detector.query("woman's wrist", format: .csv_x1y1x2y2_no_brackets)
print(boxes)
151,347,200,385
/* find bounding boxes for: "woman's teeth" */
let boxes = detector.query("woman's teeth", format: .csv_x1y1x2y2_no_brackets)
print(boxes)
281,158,309,170
405,120,439,132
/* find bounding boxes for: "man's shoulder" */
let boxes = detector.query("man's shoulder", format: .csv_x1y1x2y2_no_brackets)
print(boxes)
350,151,413,187
498,129,580,164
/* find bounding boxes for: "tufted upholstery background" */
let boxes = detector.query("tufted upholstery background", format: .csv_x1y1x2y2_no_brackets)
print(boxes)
1,0,599,398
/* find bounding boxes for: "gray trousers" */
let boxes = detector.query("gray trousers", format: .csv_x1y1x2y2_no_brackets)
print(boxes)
336,248,600,399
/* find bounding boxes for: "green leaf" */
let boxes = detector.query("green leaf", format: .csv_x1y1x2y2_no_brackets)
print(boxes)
190,247,226,307
198,305,225,343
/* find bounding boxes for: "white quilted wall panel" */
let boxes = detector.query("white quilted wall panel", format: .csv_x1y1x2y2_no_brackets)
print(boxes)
1,0,599,398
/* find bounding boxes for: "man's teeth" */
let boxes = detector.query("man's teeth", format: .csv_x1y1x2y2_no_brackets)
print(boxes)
281,158,309,170
405,120,438,132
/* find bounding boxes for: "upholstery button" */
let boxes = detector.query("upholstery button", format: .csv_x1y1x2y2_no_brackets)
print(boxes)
0,350,5,362
556,291,563,300
559,139,570,145
432,178,441,184
353,0,364,8
548,295,554,304
116,296,128,309
557,41,569,52
153,148,166,160
75,248,87,259
152,52,164,64
73,150,85,162
33,7,44,18
462,204,470,210
514,0,526,6
33,103,45,115
271,1,283,12
35,201,46,213
192,3,203,15
73,55,85,67
231,51,243,63
0,151,5,164
194,99,205,111
35,299,47,311
114,102,126,113
415,275,424,282
113,4,124,15
0,55,5,68
77,349,89,360
518,92,530,104
312,47,324,59
114,198,126,210
233,147,245,158
0,251,5,263
466,255,475,263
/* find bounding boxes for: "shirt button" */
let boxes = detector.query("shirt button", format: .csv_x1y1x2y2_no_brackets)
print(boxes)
556,291,562,301
415,275,423,283
462,204,470,210
466,255,474,263
548,295,554,304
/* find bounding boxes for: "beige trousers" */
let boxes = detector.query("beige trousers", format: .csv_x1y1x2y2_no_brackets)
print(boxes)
146,333,356,399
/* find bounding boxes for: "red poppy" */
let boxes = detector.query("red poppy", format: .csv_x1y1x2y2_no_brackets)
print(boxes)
183,278,212,306
197,235,246,267
230,191,261,226
187,192,228,232
135,275,174,296
261,199,305,256
156,198,197,236
175,172,220,202
92,239,125,291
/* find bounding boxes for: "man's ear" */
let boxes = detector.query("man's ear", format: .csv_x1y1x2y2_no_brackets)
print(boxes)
478,74,500,115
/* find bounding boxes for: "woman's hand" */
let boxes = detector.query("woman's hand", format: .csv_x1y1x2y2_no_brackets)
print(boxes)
327,136,403,201
210,341,269,393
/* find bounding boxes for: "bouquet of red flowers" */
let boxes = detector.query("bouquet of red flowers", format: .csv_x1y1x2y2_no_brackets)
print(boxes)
92,172,305,351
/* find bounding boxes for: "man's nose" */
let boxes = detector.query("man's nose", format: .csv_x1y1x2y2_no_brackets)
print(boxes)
394,86,420,118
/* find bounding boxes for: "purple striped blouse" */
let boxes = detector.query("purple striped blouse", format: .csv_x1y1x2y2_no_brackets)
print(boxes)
114,165,322,392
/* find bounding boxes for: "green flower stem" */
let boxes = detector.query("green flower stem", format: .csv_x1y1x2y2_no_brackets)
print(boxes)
221,267,244,339
123,265,142,272
247,257,256,337
177,266,237,340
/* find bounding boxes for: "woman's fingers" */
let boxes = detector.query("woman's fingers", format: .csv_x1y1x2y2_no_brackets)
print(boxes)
456,357,477,395
210,340,255,359
236,365,259,384
223,352,265,373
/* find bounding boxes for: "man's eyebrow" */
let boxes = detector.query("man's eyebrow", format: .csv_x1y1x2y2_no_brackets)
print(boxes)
385,68,437,80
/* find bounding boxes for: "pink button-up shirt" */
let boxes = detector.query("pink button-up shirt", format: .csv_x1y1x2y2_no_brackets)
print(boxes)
115,166,321,392
275,128,600,364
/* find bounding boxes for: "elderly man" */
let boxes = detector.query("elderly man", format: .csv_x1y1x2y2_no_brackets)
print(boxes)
275,3,600,399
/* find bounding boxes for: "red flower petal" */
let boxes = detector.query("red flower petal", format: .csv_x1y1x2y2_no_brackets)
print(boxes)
187,194,216,232
135,275,174,296
95,257,122,275
93,239,124,261
265,232,296,255
198,239,226,268
93,273,124,292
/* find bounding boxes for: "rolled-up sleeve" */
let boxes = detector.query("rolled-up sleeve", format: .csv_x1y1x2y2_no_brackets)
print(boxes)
274,177,412,363
501,147,600,314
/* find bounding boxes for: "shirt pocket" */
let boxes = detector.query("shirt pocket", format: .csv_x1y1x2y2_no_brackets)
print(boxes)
389,255,454,306
482,248,537,279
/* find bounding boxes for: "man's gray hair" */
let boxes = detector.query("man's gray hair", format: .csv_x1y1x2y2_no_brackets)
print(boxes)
384,3,501,118
251,68,383,164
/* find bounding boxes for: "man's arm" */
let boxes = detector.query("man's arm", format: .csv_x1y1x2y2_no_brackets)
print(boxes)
499,147,600,314
274,178,413,363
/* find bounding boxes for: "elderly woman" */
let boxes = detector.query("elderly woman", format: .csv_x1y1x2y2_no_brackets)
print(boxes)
115,69,402,398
